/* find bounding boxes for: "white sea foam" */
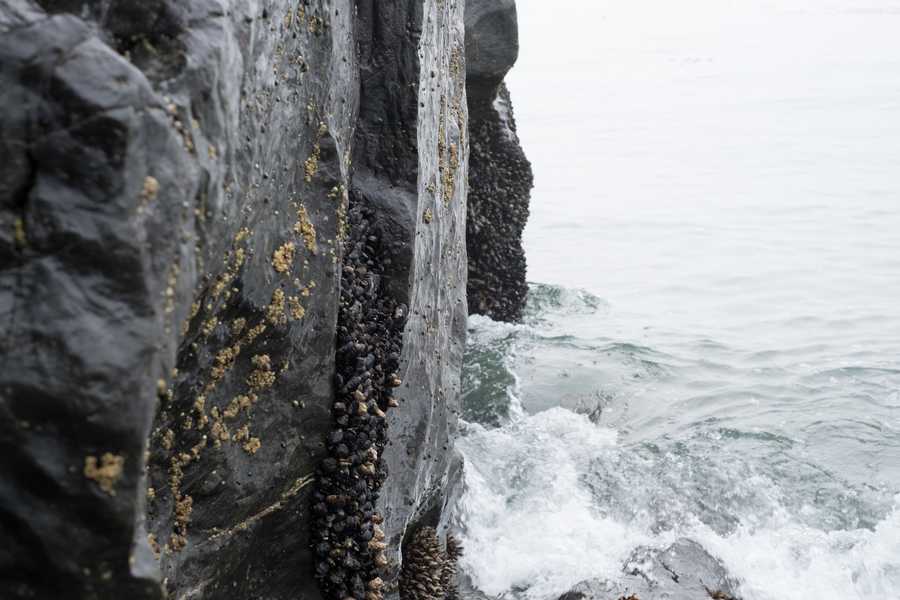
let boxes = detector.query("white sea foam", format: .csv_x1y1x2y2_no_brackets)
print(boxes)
453,408,655,599
453,406,900,600
697,499,900,600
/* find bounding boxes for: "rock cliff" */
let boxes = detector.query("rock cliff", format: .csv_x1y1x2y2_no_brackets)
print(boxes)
0,0,480,598
0,2,757,598
464,0,532,322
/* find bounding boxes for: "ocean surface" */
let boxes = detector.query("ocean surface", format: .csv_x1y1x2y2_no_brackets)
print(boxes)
449,2,900,599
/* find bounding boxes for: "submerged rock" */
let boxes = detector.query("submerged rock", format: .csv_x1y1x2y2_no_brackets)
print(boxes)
558,539,742,600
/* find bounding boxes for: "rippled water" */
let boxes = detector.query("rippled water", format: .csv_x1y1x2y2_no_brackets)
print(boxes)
450,2,900,599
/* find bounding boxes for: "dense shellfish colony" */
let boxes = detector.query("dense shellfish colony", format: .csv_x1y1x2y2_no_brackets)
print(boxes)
311,202,405,600
399,527,463,600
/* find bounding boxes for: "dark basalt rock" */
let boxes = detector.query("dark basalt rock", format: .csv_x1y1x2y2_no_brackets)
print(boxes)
0,0,467,599
465,0,519,89
557,539,743,600
465,0,533,323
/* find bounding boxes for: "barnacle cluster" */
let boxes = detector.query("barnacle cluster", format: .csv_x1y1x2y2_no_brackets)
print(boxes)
311,203,406,600
399,527,463,600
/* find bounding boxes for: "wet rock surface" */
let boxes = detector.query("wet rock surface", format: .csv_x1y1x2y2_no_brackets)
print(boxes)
558,539,742,600
465,0,533,323
0,0,467,598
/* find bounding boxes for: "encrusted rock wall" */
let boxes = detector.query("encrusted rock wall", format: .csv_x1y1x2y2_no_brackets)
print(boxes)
464,0,532,322
0,0,467,598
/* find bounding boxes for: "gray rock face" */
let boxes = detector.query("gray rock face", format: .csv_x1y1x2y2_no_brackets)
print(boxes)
0,0,467,598
464,0,532,323
464,0,518,87
559,539,742,600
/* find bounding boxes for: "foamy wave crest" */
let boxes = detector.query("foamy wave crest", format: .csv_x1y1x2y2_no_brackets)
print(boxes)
451,408,657,600
452,406,900,600
698,498,900,600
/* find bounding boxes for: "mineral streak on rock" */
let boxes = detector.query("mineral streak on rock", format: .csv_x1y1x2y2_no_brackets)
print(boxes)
465,0,534,322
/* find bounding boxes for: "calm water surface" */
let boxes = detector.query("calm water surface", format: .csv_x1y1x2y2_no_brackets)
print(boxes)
450,2,900,599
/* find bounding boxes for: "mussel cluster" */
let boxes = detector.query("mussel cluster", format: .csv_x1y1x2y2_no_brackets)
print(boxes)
311,203,406,600
466,83,533,323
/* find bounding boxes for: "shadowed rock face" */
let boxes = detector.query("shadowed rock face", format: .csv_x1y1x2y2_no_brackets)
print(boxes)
0,0,466,598
465,0,533,323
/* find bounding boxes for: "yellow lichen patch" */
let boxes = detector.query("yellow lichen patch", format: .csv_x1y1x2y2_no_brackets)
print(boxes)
84,453,124,495
231,318,246,336
164,263,179,315
304,144,321,182
210,415,230,447
234,227,250,243
247,369,276,391
148,533,161,558
244,321,267,344
307,14,323,34
161,429,175,451
288,296,306,320
336,200,348,242
172,493,193,551
210,345,241,382
211,247,245,299
142,176,160,202
272,241,295,273
294,204,317,253
450,46,463,80
189,437,206,459
233,424,250,443
201,316,219,337
449,142,459,170
193,395,208,429
223,394,257,419
156,379,173,404
243,437,261,455
328,185,343,201
169,532,187,552
251,354,272,370
248,354,276,391
168,457,183,496
423,208,433,224
13,218,26,249
267,289,287,325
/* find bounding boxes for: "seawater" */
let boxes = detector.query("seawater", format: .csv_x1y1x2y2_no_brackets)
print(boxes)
449,2,900,599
